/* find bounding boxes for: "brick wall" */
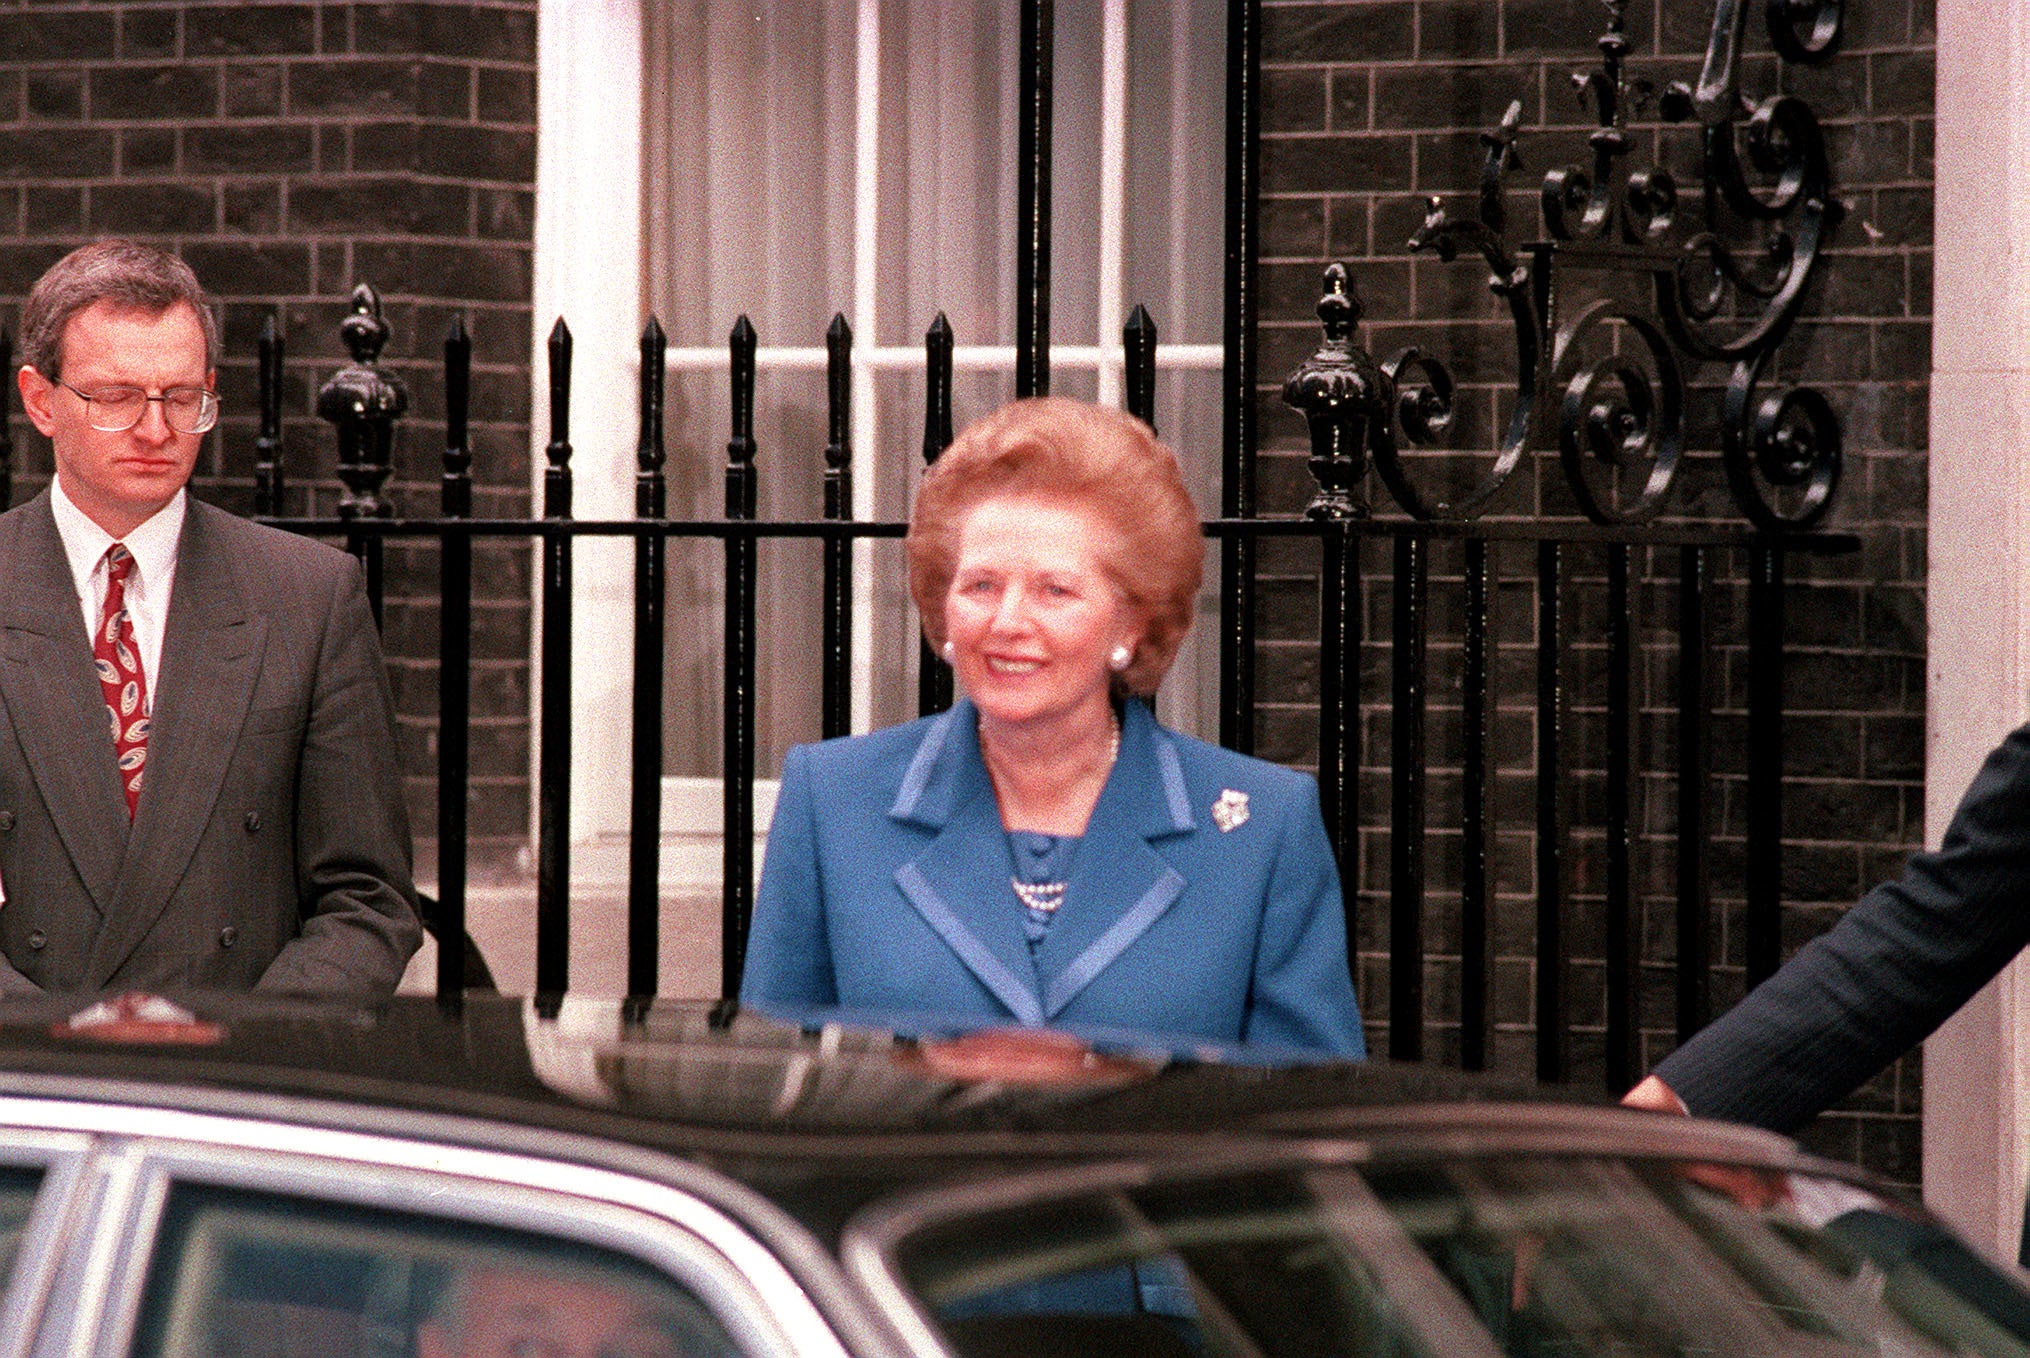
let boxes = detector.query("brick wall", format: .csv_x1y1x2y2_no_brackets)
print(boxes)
0,0,538,880
1255,0,1934,1184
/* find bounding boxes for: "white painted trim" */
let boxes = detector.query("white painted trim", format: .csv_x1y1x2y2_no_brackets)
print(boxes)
850,0,883,737
661,343,1227,372
1095,0,1129,408
534,0,646,851
1924,0,2030,1262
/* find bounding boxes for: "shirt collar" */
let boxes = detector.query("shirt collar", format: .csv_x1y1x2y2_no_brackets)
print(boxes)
49,478,187,593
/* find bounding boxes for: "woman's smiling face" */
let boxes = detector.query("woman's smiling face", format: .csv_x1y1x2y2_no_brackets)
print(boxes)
943,492,1140,731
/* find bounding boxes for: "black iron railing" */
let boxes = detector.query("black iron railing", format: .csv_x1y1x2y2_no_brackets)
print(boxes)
231,264,1852,1095
0,0,1858,1094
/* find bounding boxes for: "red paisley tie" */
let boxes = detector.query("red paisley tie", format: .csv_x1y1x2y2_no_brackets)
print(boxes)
93,544,149,818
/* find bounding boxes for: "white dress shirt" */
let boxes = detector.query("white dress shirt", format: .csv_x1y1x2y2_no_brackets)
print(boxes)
49,478,186,711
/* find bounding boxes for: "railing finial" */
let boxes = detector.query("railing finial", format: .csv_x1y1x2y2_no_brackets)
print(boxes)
316,282,406,520
1284,264,1386,522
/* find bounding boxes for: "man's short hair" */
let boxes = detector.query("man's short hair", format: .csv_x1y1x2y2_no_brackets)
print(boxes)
18,240,220,381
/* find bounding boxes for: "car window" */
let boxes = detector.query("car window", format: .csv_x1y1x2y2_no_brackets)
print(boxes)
882,1156,2030,1358
0,1166,42,1284
126,1183,741,1358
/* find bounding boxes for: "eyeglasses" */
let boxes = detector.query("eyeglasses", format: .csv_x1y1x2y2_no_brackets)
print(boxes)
54,379,219,435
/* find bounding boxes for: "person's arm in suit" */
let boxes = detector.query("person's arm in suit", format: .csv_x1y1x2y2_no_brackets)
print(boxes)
1643,723,2030,1132
740,744,838,1006
1240,775,1368,1058
256,556,420,994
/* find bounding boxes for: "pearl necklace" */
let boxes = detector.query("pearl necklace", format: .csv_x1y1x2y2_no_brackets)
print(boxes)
1006,712,1120,916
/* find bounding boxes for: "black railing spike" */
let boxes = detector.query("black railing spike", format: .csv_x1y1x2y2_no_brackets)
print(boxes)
0,329,11,511
537,315,576,995
919,313,955,717
629,313,669,997
546,318,573,519
825,313,852,477
638,317,667,516
1124,304,1156,432
443,318,471,518
923,313,954,467
436,315,473,995
723,314,760,996
1014,0,1053,397
822,313,854,740
254,314,283,515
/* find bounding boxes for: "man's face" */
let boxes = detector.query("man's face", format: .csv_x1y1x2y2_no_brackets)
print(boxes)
417,1269,687,1358
17,299,212,538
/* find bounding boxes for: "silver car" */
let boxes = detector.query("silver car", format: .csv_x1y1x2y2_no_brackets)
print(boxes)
0,992,2019,1358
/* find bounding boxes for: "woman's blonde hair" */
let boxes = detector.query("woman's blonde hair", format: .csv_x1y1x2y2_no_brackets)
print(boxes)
907,397,1203,697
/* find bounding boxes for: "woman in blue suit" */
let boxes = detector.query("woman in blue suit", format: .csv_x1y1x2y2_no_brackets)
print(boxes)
741,397,1365,1058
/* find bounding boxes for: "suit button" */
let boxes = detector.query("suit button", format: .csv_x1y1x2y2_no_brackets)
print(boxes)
243,812,262,833
219,927,238,949
26,931,44,951
0,810,14,831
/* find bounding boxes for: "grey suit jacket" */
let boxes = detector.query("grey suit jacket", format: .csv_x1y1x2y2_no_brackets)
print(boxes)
0,491,420,994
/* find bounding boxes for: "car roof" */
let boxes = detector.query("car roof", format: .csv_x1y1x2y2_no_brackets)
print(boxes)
0,991,1820,1239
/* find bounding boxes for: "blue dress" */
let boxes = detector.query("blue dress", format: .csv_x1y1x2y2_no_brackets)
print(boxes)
740,697,1366,1058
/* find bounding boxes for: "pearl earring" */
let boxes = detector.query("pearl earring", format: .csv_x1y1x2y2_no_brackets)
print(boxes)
1108,643,1132,672
941,640,955,663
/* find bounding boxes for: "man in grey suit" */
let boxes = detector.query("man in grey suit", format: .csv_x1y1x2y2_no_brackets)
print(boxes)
0,240,419,993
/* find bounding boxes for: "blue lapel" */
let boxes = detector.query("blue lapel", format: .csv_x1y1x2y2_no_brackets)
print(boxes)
1033,699,1194,1017
889,703,1047,1025
887,699,1198,1026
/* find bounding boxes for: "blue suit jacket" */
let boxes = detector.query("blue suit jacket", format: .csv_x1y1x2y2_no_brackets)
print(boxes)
740,698,1366,1057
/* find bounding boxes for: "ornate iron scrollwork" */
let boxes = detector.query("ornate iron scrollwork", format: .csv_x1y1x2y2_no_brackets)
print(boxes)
1313,0,1844,529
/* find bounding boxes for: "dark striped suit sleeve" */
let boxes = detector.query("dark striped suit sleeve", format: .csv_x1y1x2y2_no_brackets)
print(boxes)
1655,723,2030,1132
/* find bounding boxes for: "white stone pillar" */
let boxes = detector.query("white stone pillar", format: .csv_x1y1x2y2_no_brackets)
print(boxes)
1924,0,2030,1262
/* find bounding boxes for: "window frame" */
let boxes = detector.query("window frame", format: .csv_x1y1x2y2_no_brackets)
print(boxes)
534,0,1225,906
0,1098,845,1358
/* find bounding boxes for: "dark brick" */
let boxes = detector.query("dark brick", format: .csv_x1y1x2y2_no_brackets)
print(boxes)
477,66,534,124
0,11,115,62
290,177,468,234
401,64,464,123
0,129,116,179
90,182,215,235
121,7,181,59
24,71,83,122
1263,4,1414,64
1263,133,1416,195
289,58,420,116
1417,0,1498,61
1816,251,1908,318
414,123,535,182
1781,52,1868,121
92,65,218,120
25,186,84,236
1266,68,1328,133
476,188,531,240
188,5,316,56
1374,62,1534,134
355,3,535,63
181,242,313,296
1869,50,1933,116
1825,119,1910,187
1504,0,1646,56
187,125,314,176
1261,196,1327,258
223,64,286,118
122,128,179,176
352,241,530,304
221,183,283,235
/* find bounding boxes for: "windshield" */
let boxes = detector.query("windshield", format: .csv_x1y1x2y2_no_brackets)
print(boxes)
886,1154,2030,1358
